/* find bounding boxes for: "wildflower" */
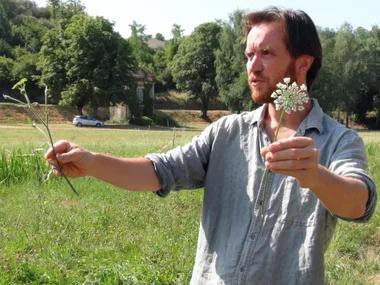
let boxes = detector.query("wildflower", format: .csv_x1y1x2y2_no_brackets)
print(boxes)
271,78,309,114
261,78,308,216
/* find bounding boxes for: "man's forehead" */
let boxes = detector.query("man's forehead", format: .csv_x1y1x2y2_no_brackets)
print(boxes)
246,22,285,48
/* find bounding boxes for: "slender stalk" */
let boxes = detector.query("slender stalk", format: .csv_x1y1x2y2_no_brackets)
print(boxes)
261,108,285,216
3,80,79,195
273,110,285,142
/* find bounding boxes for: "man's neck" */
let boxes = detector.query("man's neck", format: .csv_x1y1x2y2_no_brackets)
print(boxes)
263,99,312,142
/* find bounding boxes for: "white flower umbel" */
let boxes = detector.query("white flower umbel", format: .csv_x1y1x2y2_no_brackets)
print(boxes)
261,78,308,216
271,78,308,114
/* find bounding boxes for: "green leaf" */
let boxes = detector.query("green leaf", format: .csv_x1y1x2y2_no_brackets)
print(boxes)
27,117,33,126
12,78,28,90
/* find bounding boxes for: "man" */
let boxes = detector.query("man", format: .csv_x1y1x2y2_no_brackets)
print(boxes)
45,7,377,285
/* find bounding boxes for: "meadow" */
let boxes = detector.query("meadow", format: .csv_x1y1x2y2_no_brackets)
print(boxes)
0,124,379,284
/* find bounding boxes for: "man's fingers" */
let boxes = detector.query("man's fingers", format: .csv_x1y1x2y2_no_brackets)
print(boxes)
266,145,318,162
268,137,314,152
55,150,82,164
261,146,269,157
266,157,315,170
44,140,72,160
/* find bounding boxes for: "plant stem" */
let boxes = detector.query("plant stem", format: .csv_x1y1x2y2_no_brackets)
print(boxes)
261,108,285,216
4,83,79,195
273,110,285,142
23,96,78,195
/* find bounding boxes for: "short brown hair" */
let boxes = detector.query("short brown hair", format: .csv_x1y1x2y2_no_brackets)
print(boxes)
244,7,322,90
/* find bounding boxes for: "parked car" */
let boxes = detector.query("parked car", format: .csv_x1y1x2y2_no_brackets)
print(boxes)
72,115,104,127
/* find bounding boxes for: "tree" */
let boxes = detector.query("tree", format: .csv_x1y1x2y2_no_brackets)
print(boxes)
0,0,11,42
333,23,364,127
56,0,85,21
312,27,338,114
364,26,380,127
152,24,185,90
128,21,154,69
172,22,222,117
39,23,71,103
215,9,251,113
155,33,165,41
39,14,137,114
0,56,14,87
171,24,184,39
47,0,61,19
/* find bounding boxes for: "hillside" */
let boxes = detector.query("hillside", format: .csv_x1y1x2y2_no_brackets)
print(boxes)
0,104,78,124
0,103,231,128
154,90,227,110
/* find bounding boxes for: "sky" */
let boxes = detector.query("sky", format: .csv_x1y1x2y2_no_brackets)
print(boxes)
34,0,379,39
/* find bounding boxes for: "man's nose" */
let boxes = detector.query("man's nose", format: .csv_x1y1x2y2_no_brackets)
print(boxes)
247,55,263,74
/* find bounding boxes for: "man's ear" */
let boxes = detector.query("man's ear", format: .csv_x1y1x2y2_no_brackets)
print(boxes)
296,55,314,75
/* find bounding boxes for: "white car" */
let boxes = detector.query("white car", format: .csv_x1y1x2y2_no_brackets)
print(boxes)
72,116,104,127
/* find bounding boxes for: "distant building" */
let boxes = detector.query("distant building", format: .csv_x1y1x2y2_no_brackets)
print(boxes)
147,38,165,49
133,66,156,117
108,66,156,121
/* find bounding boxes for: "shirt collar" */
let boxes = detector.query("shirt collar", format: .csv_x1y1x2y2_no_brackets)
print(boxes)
245,98,324,134
298,98,324,135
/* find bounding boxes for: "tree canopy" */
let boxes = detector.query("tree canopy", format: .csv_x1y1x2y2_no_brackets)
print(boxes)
2,0,380,127
172,22,222,117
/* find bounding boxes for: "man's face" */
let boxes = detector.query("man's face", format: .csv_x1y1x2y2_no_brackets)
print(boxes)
245,21,296,104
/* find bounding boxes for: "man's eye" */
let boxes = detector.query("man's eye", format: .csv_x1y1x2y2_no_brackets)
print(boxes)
263,50,270,55
246,53,254,59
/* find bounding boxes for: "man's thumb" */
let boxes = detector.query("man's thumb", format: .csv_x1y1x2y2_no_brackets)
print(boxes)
56,152,73,163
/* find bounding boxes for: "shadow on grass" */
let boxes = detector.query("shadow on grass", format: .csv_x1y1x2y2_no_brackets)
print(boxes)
101,124,200,132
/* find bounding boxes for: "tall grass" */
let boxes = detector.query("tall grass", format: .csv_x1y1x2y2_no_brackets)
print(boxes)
0,148,51,185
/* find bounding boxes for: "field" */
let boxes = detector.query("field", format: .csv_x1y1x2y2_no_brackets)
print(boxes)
0,124,379,284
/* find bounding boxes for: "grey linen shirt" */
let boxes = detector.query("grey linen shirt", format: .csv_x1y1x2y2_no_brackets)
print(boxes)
146,99,377,285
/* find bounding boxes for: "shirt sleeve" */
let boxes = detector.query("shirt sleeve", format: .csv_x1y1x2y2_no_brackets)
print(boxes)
145,123,215,197
328,130,377,223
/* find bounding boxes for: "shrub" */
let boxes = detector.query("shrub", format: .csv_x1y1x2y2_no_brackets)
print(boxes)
151,114,179,127
129,116,154,126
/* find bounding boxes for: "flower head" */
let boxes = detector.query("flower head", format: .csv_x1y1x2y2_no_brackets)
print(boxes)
271,78,309,114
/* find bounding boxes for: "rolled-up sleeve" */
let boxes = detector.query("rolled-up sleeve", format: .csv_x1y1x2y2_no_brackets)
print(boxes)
145,124,215,197
328,131,377,222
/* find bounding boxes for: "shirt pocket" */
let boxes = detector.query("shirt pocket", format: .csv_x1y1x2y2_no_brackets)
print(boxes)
277,176,319,227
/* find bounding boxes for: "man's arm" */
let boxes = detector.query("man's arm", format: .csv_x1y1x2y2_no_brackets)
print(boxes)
261,137,369,219
45,140,161,192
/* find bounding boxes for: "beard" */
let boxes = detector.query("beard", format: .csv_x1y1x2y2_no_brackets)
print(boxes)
249,61,297,104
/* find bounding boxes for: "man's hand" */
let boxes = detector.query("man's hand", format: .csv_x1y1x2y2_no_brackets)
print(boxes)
260,137,319,188
44,140,94,178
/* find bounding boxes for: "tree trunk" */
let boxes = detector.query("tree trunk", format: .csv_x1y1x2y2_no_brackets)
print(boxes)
77,105,83,115
200,96,209,118
345,111,349,128
91,105,98,117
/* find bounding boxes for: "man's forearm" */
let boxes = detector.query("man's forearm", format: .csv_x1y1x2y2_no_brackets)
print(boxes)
88,153,161,192
310,165,368,219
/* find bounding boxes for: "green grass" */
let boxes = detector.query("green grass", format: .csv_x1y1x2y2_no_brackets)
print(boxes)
0,125,379,284
325,142,380,285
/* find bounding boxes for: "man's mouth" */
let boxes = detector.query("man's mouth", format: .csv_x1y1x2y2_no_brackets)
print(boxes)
251,78,265,87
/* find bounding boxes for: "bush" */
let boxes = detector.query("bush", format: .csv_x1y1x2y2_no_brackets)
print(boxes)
151,114,179,127
129,116,154,126
129,115,179,128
